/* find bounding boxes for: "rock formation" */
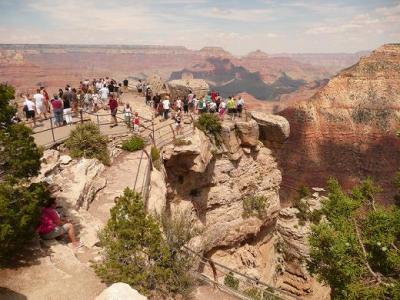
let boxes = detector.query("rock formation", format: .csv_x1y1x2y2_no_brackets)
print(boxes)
167,79,209,100
279,44,400,203
96,283,148,300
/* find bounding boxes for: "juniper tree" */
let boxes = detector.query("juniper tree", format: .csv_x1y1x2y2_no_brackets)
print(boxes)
308,178,400,299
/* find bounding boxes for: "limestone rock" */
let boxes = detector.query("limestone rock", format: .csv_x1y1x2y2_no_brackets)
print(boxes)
167,79,209,100
220,123,243,160
251,112,290,148
146,73,166,94
235,119,259,146
59,155,72,165
96,283,148,300
162,129,213,173
147,168,167,215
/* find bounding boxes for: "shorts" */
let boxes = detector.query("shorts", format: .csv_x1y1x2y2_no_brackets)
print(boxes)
26,110,35,119
111,108,117,116
40,224,69,240
36,105,45,114
237,105,243,113
228,108,236,114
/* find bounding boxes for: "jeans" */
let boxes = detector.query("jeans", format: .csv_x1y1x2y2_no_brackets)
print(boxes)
163,109,169,120
54,109,63,125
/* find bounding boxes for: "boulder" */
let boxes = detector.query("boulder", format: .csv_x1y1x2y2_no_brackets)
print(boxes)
146,73,166,94
96,283,147,300
235,119,259,147
251,112,290,149
220,123,243,160
167,79,209,100
162,129,213,173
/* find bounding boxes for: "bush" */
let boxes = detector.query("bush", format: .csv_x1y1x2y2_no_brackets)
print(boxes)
0,123,43,179
94,189,196,297
195,113,222,141
121,136,145,152
0,83,47,264
224,272,239,290
0,182,51,264
242,196,269,218
151,146,162,171
65,122,110,165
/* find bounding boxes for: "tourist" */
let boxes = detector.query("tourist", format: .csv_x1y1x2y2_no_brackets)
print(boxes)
227,97,236,120
152,93,161,112
174,110,183,135
123,103,132,125
83,91,92,112
92,92,100,112
62,90,73,126
51,95,64,127
162,97,170,120
133,112,140,132
219,99,226,121
183,96,189,114
209,101,217,113
123,78,128,89
23,94,36,127
137,80,143,93
198,98,206,114
37,198,82,249
71,88,79,116
100,84,109,108
193,95,199,114
237,96,245,118
33,88,47,120
175,97,182,112
58,88,64,99
108,94,118,127
40,87,50,113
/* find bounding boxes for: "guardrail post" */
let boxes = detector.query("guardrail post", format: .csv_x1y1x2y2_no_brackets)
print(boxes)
79,108,83,124
49,116,56,143
96,114,100,127
169,123,176,141
151,118,156,146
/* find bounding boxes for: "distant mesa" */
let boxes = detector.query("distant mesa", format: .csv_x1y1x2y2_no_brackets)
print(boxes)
170,57,306,100
245,49,269,58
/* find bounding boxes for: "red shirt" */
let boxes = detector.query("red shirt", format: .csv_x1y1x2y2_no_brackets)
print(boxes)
109,99,118,110
51,98,63,110
37,207,60,234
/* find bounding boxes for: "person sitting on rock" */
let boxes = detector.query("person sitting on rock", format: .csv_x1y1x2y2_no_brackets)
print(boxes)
37,198,83,249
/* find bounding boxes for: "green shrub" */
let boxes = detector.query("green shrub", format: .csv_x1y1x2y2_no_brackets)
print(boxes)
0,182,51,264
0,83,47,264
121,136,145,152
195,113,222,142
66,122,110,165
242,196,268,218
94,189,196,297
150,146,162,171
224,272,239,290
243,287,263,300
308,178,400,299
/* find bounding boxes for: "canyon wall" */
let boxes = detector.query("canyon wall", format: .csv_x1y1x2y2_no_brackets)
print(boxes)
279,44,400,203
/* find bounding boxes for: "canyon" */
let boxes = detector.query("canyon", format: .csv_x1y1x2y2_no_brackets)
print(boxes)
0,44,363,109
279,43,400,203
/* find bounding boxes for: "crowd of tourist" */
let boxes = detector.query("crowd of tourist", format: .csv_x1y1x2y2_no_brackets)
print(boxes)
18,77,246,137
20,77,129,128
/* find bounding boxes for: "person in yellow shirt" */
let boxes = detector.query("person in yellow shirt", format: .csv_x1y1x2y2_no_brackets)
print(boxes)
227,97,236,120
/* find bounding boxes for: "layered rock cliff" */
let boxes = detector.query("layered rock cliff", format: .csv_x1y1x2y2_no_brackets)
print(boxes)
279,44,400,203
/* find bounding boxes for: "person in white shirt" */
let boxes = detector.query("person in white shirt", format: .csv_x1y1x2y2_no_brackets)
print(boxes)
33,89,47,120
99,85,109,107
23,94,36,127
175,98,182,111
237,96,245,118
162,97,170,120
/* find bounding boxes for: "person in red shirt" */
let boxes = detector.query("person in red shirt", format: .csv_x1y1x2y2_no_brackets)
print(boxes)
108,94,119,127
37,198,82,249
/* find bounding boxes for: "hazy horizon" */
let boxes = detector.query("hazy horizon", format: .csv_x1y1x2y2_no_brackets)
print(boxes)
0,0,399,55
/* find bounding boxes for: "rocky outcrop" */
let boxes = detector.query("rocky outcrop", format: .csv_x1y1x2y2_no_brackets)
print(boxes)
167,79,209,100
163,129,213,173
162,123,282,254
146,167,167,215
96,283,148,300
279,44,400,202
251,112,290,149
146,73,167,94
235,119,259,147
275,189,330,298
